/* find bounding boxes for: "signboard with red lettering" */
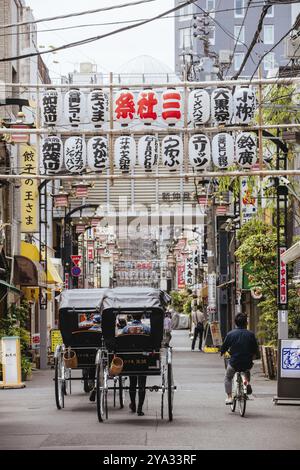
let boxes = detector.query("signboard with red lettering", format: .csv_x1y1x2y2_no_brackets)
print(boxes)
177,262,186,290
31,333,40,350
279,248,288,305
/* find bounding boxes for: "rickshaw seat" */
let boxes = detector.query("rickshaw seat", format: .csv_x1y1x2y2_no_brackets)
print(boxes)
114,334,153,352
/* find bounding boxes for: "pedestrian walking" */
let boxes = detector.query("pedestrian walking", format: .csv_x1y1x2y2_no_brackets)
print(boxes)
191,308,205,351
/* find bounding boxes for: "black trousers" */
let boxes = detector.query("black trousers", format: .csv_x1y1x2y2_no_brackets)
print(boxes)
129,375,147,411
192,325,204,350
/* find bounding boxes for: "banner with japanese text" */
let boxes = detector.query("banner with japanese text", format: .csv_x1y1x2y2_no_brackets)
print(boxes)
20,145,38,233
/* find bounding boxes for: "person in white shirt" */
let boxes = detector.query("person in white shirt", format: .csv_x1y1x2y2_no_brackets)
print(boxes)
191,309,205,351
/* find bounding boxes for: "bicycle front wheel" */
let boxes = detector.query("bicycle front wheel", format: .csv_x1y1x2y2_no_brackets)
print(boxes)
231,398,236,412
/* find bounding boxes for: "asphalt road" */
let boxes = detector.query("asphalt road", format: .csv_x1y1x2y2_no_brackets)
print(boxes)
0,330,300,450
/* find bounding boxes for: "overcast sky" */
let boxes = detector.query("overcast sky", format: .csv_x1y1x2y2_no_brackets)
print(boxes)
26,0,175,79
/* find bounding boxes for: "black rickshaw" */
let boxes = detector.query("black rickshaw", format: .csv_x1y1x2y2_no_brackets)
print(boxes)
54,288,124,410
95,287,175,422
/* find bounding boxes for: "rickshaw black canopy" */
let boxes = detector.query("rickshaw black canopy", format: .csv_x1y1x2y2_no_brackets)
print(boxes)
99,288,170,351
59,288,108,347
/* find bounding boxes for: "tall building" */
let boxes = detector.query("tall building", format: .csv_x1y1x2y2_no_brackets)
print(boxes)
174,0,293,79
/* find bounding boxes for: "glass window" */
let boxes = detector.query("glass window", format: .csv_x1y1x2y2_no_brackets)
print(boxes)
264,52,275,71
179,27,192,49
234,0,244,18
234,52,245,71
266,5,274,18
264,25,274,45
234,25,245,45
206,0,215,18
179,1,194,21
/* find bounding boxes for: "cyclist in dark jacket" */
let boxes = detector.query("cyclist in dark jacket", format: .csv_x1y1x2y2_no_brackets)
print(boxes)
220,313,259,405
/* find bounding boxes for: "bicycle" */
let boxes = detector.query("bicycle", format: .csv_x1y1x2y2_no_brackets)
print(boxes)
230,371,249,417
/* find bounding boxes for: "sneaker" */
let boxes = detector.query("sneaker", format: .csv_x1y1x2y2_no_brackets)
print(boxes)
246,384,252,395
225,397,233,405
129,402,136,413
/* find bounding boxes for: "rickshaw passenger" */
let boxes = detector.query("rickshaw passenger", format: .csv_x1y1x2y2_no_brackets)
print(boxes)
121,313,149,416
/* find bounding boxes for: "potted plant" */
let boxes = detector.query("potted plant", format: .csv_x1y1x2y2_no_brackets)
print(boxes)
21,357,32,381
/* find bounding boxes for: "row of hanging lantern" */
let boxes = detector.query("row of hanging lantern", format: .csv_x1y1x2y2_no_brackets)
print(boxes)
41,86,256,128
42,131,257,174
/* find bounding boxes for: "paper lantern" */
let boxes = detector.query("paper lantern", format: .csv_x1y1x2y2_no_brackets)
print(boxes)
114,136,136,173
88,89,109,128
87,137,109,172
114,89,135,126
188,89,210,125
64,137,86,173
41,136,63,174
189,134,211,171
64,88,86,127
137,89,158,125
211,87,233,124
41,88,61,126
212,133,234,169
234,87,256,124
236,132,257,169
138,135,159,172
162,135,183,171
162,88,182,125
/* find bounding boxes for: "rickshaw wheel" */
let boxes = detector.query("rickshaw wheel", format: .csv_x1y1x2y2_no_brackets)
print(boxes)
167,363,174,422
96,361,108,422
161,365,166,420
83,369,90,393
55,353,65,410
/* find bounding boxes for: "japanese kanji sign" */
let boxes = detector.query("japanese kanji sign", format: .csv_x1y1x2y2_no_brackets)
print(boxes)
161,135,183,170
212,133,234,169
115,89,135,125
88,89,109,128
115,136,136,173
64,88,85,127
211,87,233,124
162,88,182,125
137,89,158,125
138,135,159,172
41,89,61,126
279,247,288,305
41,136,63,174
234,87,256,124
189,89,210,125
64,137,86,174
87,137,108,172
189,134,211,170
236,132,257,169
20,145,38,233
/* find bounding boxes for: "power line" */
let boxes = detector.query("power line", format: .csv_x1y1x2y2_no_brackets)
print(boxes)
0,0,158,29
0,0,198,63
232,3,272,79
224,0,253,76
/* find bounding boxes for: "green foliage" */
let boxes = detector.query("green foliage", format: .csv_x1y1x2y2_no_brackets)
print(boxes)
262,84,300,126
0,301,31,375
170,290,193,316
235,218,300,343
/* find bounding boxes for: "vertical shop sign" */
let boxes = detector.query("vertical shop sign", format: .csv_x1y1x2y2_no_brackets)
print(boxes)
20,145,38,233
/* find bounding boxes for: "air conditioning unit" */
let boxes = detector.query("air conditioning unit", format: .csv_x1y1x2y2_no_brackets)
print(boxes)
218,50,232,65
285,32,300,59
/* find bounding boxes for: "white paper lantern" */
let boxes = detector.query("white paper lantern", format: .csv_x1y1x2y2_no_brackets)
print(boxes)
114,89,136,126
236,132,257,169
88,89,109,128
234,87,256,124
137,89,158,125
188,89,210,125
189,134,211,171
138,135,159,172
211,87,233,124
115,136,136,173
41,88,62,126
162,88,182,125
162,135,183,171
212,133,234,169
41,136,63,174
64,137,86,173
64,88,86,127
87,137,109,172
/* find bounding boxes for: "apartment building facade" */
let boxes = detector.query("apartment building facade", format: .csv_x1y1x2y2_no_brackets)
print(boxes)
174,0,293,78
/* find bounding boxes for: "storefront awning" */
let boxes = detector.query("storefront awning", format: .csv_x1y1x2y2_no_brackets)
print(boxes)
0,279,21,295
21,242,63,286
14,256,47,288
